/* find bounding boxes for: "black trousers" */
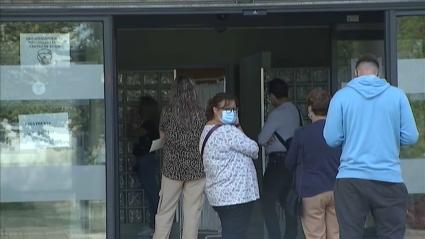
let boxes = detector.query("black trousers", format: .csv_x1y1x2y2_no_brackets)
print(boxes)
213,201,255,239
137,154,160,228
334,178,408,239
261,156,298,239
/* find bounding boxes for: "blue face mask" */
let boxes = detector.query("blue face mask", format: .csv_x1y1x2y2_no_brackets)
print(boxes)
220,110,237,125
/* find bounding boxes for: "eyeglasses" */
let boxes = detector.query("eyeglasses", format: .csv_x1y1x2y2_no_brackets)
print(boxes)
218,107,239,113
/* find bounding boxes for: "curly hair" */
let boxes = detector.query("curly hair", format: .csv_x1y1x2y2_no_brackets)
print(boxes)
169,75,204,128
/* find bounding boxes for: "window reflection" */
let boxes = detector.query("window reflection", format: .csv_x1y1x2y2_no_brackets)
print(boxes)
337,40,385,90
0,22,106,238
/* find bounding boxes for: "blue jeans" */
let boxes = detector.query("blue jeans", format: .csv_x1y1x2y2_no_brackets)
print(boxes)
213,201,255,239
138,153,160,228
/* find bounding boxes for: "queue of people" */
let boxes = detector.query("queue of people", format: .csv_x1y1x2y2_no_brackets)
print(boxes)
130,54,418,239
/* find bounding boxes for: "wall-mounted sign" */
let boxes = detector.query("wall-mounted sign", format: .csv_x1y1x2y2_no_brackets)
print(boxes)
19,113,70,150
20,33,71,66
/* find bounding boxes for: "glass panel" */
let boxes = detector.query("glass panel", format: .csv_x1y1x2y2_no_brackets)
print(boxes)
397,15,425,237
0,21,106,238
160,72,173,85
118,69,174,238
336,40,385,90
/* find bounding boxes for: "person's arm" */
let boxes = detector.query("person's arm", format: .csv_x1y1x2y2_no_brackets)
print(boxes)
285,128,301,171
227,126,259,159
323,92,344,147
400,93,419,146
258,111,280,146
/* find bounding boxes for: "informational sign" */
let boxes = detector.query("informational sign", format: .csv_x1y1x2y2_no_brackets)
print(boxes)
19,113,70,150
20,33,71,66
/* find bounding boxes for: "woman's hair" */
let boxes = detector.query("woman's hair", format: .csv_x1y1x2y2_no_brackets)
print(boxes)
206,92,238,121
169,75,204,128
306,89,331,116
139,96,160,127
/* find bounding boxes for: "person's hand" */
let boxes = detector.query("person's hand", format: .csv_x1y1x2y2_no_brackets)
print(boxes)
267,135,275,145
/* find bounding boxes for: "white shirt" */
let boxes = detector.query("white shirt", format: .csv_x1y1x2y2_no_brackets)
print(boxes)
200,124,260,207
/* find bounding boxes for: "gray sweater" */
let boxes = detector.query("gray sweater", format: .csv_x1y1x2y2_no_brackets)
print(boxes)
258,102,301,154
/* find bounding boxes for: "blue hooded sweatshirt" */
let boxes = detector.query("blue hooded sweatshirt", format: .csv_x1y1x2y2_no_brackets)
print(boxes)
323,75,418,183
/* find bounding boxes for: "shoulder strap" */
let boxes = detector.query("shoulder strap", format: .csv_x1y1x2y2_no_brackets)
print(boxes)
273,105,303,148
201,124,223,157
274,132,290,150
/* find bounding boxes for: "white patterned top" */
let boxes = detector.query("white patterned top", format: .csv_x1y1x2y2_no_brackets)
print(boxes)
200,125,260,207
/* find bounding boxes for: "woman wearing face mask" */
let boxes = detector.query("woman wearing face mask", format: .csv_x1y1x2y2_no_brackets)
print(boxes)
128,96,160,237
285,89,341,239
200,92,260,239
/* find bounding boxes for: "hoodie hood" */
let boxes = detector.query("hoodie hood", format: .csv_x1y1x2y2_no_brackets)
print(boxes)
347,75,390,99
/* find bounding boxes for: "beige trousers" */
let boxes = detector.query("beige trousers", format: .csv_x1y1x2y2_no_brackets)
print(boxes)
301,191,339,239
153,175,206,239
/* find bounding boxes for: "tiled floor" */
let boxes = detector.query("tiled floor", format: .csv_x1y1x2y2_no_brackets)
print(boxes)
2,201,424,239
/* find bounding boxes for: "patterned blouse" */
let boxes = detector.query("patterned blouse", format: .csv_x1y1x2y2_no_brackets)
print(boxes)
200,124,260,207
159,107,206,181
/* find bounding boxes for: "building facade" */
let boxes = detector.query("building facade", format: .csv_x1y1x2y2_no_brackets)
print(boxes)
1,1,425,238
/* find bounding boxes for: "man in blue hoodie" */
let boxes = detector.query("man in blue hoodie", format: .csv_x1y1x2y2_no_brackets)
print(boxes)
323,54,418,239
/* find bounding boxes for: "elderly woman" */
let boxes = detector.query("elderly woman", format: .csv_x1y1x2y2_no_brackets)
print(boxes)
200,92,259,239
153,76,206,239
285,89,342,239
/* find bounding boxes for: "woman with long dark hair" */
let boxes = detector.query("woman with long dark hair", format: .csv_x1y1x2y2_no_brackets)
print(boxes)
153,76,206,239
128,96,160,236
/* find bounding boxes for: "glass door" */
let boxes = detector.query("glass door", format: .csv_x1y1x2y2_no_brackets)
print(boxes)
396,12,425,238
332,23,385,93
0,20,109,239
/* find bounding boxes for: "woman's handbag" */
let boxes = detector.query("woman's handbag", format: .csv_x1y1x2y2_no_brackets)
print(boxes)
286,127,304,217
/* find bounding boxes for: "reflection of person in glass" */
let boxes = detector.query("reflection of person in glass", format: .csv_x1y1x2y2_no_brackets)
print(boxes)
91,134,105,164
128,96,160,236
37,48,53,65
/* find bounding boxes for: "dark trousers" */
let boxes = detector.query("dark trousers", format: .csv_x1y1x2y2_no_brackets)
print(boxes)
213,201,255,239
138,153,160,229
261,156,298,239
334,178,408,239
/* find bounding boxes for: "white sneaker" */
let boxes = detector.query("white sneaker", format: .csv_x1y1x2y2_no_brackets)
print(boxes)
138,227,154,236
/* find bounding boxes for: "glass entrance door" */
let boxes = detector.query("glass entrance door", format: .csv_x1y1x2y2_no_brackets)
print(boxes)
0,20,107,239
396,13,425,238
